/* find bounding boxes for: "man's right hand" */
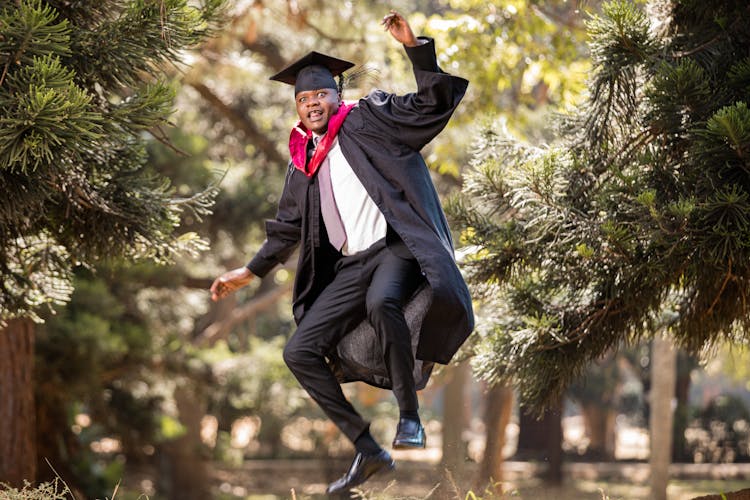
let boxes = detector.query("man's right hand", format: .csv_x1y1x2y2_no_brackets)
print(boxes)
210,267,255,301
382,10,419,47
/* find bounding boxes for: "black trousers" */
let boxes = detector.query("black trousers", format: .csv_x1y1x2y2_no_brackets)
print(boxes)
282,239,423,443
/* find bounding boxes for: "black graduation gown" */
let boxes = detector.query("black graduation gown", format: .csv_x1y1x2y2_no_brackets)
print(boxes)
247,38,474,375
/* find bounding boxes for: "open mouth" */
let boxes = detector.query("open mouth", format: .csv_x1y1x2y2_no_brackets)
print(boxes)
308,109,324,121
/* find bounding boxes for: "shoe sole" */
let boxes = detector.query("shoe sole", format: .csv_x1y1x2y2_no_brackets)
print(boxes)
392,440,426,450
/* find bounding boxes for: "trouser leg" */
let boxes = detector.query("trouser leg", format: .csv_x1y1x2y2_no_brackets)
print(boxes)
283,255,370,443
366,249,424,413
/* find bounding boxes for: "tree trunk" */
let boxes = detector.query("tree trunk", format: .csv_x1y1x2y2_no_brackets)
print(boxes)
580,402,616,460
650,337,676,500
545,405,563,485
516,408,548,458
476,383,513,495
439,361,469,495
516,404,563,485
0,318,37,486
158,383,210,500
672,350,696,462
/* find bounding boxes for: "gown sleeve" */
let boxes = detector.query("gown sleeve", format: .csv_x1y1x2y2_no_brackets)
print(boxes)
358,37,469,152
245,163,302,277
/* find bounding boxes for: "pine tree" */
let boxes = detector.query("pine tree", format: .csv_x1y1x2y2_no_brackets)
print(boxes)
0,0,224,485
0,0,223,321
450,0,750,409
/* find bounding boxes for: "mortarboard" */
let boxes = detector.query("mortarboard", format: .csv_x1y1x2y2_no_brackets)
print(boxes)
270,51,355,95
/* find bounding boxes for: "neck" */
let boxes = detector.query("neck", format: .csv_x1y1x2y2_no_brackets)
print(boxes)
289,101,356,176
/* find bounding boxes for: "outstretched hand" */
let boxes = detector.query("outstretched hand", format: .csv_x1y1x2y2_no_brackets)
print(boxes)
381,10,419,47
210,267,254,301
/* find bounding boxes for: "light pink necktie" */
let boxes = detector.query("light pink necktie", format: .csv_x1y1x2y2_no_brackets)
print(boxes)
316,138,347,250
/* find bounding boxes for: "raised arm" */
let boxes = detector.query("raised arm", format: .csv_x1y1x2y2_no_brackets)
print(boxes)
361,11,468,151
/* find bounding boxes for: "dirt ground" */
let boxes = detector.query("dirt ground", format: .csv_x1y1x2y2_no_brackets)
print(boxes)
111,402,750,499
120,457,750,500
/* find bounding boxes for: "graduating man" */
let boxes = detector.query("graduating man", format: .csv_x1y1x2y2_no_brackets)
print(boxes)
210,11,474,494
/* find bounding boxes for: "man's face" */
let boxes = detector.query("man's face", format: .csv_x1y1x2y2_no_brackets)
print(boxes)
295,88,341,134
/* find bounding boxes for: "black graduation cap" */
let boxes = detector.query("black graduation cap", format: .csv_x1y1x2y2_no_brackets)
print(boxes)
270,51,355,95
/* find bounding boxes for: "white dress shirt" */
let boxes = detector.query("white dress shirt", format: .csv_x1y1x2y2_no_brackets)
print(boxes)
316,135,387,255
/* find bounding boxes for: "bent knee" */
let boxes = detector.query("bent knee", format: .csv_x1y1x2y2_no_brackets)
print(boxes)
283,341,320,370
366,294,402,321
282,342,304,369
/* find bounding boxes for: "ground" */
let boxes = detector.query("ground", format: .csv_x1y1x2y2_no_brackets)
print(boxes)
111,413,750,499
119,458,750,500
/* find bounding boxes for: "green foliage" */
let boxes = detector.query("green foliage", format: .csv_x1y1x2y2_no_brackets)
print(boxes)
414,0,594,176
431,0,592,112
1,55,100,170
202,337,304,416
34,269,161,491
0,0,225,321
0,1,71,63
452,0,750,409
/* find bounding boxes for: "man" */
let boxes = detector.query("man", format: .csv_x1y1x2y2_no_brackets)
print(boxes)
210,11,473,494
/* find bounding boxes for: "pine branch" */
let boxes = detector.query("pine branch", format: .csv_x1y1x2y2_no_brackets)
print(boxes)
670,5,750,58
0,0,71,87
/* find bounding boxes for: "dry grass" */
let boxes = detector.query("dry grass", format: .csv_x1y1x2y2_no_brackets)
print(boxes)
0,461,127,500
0,479,71,500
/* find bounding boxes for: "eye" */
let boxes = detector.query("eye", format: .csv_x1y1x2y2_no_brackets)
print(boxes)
317,91,327,98
298,96,307,103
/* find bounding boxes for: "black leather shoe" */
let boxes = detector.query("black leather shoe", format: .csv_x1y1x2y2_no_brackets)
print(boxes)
392,418,426,449
326,450,395,494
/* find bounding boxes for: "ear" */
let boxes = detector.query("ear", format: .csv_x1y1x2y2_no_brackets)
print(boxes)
337,91,343,104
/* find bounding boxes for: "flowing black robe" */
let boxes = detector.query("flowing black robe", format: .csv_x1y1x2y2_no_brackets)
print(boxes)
247,38,474,382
